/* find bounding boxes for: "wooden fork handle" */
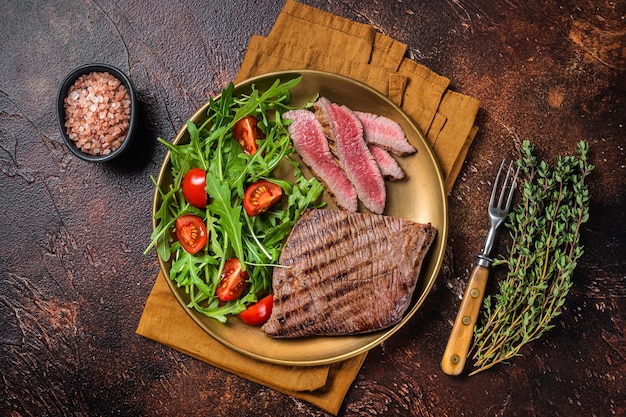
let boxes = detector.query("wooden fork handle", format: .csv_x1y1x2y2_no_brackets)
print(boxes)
441,264,490,375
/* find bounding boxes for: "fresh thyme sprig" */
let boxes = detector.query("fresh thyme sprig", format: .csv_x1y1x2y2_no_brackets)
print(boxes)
469,140,593,375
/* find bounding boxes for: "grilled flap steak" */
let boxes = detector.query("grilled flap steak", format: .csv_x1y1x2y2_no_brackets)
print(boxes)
261,209,437,338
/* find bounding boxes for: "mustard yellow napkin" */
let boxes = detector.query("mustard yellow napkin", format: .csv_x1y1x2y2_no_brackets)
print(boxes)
137,272,366,413
137,1,480,414
237,0,480,192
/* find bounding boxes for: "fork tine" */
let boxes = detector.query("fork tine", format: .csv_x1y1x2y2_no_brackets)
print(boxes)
504,165,520,210
490,159,506,207
497,160,514,209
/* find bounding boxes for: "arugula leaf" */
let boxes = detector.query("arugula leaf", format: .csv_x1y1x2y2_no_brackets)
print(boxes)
204,171,245,264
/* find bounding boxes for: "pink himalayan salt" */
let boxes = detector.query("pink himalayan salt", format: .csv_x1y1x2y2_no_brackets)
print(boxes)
64,71,131,156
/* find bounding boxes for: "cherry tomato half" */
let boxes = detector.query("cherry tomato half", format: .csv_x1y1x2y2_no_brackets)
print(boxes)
175,214,207,254
239,294,273,326
243,180,283,217
181,168,207,208
233,115,263,155
216,258,249,301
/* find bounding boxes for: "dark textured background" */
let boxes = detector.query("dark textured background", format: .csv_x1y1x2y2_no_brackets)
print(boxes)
0,1,624,416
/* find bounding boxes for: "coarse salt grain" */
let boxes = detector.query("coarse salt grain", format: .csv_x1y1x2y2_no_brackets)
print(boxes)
63,71,131,156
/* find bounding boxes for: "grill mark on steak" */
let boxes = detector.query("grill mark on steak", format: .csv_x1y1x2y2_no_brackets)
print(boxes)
262,209,437,338
282,213,391,281
281,212,385,254
280,277,365,337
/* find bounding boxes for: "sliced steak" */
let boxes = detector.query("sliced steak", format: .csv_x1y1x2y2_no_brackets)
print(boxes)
368,144,405,181
284,110,358,212
261,209,437,338
316,98,406,181
321,100,387,214
355,111,416,156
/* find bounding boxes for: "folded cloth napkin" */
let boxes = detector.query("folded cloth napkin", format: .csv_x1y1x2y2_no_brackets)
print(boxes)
137,0,480,414
237,0,480,193
137,272,367,412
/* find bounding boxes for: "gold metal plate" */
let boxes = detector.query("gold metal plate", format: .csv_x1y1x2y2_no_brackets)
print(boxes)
152,70,448,366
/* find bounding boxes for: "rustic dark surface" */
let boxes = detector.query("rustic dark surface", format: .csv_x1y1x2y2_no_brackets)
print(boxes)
1,0,624,416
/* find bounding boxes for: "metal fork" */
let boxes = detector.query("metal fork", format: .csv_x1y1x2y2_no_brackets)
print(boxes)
441,159,519,376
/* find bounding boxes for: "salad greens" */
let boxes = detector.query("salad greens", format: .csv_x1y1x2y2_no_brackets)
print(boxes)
146,77,324,322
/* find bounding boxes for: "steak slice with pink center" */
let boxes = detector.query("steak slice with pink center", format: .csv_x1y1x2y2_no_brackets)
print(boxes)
355,111,416,156
283,110,357,212
315,97,406,182
368,144,405,180
323,101,387,214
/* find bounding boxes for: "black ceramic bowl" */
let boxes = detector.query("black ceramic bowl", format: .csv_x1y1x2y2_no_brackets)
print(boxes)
57,63,137,162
